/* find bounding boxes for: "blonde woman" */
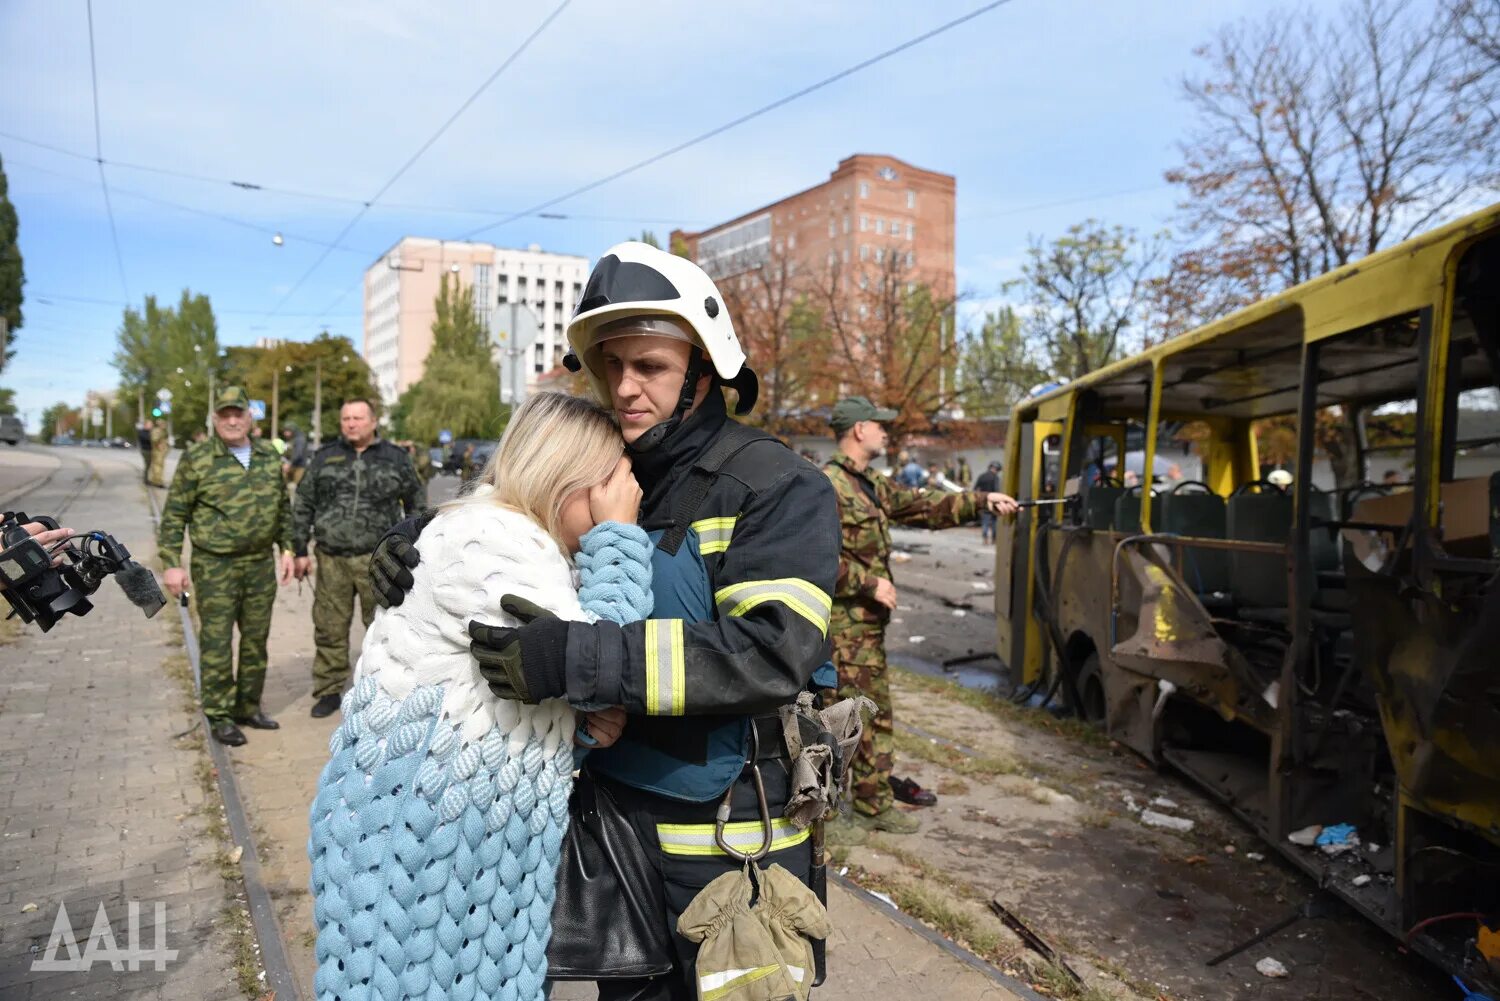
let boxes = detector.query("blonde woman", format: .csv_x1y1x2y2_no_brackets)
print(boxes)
308,392,653,1001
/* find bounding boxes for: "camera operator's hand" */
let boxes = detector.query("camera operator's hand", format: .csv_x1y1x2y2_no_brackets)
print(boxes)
163,567,190,599
278,551,295,586
20,522,75,565
293,556,313,581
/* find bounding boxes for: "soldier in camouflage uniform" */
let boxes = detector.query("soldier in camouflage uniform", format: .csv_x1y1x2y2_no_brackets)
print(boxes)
147,419,168,487
292,399,425,718
823,397,1017,839
159,387,296,746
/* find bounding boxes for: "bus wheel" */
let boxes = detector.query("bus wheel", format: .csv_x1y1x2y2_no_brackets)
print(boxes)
1076,652,1107,727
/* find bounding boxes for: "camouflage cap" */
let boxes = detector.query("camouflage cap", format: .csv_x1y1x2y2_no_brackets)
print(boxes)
829,396,898,431
214,385,250,412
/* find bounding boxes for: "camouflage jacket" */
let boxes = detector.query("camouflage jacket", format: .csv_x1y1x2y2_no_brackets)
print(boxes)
157,436,293,568
149,424,166,450
292,438,425,557
823,452,981,624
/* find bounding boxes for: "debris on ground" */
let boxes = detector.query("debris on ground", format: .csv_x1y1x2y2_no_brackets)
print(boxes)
1255,957,1290,978
909,636,926,645
1351,874,1372,887
1246,852,1266,862
1315,824,1360,856
868,890,898,910
1150,796,1181,810
1223,844,1237,855
20,902,37,913
1288,824,1322,846
1140,809,1195,832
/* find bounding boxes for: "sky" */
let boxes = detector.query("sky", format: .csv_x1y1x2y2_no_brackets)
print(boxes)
0,0,1379,431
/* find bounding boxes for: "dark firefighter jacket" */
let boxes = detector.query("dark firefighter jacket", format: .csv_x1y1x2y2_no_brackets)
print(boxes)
567,391,841,800
293,437,426,558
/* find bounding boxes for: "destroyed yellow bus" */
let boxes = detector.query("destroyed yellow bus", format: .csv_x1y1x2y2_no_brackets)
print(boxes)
996,203,1500,985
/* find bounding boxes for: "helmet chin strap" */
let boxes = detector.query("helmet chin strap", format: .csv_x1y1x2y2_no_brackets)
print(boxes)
627,350,708,454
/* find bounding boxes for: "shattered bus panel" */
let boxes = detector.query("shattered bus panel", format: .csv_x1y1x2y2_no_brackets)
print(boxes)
995,204,1500,989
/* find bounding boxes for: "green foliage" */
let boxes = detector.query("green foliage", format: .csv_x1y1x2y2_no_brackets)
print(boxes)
956,306,1047,418
399,275,504,444
635,230,661,249
221,333,377,443
41,401,79,440
111,290,222,437
1008,221,1160,381
0,387,15,417
0,154,24,373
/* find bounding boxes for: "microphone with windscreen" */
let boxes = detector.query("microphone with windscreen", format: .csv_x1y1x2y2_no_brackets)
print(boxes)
0,512,167,631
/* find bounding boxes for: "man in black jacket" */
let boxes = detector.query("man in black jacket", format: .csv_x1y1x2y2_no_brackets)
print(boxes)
373,242,840,1000
975,460,1002,544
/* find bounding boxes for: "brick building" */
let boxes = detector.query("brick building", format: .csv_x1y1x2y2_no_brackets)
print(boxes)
670,153,955,296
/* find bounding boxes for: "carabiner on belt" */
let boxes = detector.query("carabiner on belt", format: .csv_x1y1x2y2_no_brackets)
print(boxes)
713,718,774,862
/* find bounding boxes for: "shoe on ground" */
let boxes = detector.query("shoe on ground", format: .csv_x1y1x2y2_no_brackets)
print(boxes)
890,775,938,807
855,807,921,834
210,720,246,746
825,815,869,847
310,693,341,718
235,711,280,730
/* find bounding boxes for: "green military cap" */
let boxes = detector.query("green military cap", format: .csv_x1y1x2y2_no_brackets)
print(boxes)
214,385,250,412
829,396,898,431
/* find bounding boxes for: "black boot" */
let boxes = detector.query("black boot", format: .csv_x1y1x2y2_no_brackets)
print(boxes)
310,693,341,718
211,720,247,746
235,711,280,730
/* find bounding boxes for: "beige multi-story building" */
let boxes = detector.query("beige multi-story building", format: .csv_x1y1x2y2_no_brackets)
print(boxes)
671,153,955,296
362,238,589,407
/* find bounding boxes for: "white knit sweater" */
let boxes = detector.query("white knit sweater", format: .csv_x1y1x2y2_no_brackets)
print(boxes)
352,499,591,754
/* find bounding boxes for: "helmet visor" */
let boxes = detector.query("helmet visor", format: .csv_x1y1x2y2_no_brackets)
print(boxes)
589,315,698,349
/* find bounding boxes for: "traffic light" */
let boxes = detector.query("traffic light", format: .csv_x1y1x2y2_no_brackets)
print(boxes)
151,407,163,418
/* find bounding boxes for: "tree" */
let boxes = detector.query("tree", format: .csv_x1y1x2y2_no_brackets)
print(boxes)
1160,0,1498,334
718,246,821,433
41,401,80,440
112,291,222,438
221,333,378,442
0,154,23,373
636,230,662,249
955,307,1048,418
0,388,15,417
803,250,965,446
1009,221,1161,381
398,274,504,443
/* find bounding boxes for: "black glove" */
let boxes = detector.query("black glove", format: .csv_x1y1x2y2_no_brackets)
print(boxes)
469,594,569,704
370,510,436,608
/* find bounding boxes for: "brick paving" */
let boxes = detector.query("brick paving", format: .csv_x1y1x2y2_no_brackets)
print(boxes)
0,449,246,1001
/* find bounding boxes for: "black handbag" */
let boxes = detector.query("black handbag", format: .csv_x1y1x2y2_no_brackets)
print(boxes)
546,770,675,980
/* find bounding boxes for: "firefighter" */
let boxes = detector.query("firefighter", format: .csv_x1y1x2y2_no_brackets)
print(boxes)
370,242,840,1000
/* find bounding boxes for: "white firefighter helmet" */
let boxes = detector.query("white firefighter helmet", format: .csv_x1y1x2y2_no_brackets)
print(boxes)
566,242,749,406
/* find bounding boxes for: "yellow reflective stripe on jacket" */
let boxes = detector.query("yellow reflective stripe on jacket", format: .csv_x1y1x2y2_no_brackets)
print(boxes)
691,515,739,555
644,619,686,716
656,817,811,857
700,964,782,1001
713,578,832,636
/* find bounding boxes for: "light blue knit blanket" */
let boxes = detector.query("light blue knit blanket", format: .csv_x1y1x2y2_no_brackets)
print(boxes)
309,521,653,1001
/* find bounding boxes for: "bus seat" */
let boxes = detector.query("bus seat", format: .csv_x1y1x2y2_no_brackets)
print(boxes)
1114,488,1161,533
1228,487,1293,609
1085,485,1124,530
1161,485,1231,599
1308,490,1348,611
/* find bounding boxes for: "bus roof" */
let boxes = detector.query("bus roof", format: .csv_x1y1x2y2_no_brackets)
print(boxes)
1016,202,1500,422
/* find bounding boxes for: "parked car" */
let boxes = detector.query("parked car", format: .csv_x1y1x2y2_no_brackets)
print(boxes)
0,415,23,446
50,433,77,446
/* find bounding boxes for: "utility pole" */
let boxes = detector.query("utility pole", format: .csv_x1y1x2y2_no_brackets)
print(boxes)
271,366,278,439
312,358,322,449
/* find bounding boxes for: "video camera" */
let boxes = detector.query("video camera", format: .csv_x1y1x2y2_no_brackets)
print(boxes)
0,511,167,632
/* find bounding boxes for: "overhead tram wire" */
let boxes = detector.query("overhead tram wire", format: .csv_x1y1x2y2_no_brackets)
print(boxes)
0,130,704,226
85,0,128,299
264,0,575,318
458,0,1019,242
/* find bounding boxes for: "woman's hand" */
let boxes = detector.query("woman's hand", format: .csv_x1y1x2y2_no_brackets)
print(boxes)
575,706,626,749
589,457,642,526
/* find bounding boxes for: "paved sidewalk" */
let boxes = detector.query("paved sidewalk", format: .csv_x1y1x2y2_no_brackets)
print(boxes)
0,449,246,1001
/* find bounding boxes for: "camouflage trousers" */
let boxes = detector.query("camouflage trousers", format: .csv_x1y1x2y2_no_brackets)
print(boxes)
832,616,894,816
192,551,277,722
147,447,167,487
311,551,377,698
